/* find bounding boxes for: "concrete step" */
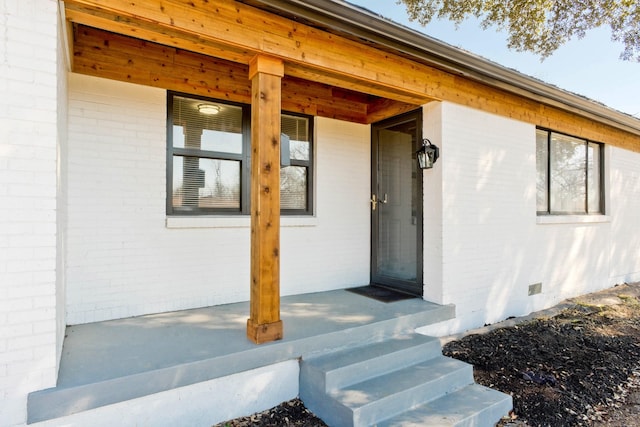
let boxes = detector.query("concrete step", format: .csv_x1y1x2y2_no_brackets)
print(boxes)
300,355,473,427
333,356,473,426
301,334,442,393
300,332,512,427
378,383,513,427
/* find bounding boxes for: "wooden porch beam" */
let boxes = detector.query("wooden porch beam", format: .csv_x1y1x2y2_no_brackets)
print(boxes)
246,55,284,344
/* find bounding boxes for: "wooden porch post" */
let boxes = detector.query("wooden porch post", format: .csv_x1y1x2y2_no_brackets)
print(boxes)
246,55,284,344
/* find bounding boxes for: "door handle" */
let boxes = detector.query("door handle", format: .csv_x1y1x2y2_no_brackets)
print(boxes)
371,194,388,211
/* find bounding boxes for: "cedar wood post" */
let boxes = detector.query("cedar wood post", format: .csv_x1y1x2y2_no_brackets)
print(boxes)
246,55,284,344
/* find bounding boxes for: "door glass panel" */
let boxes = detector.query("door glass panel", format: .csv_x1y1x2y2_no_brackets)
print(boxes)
376,127,417,281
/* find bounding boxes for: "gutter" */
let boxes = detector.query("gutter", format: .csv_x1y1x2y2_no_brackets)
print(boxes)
247,0,640,137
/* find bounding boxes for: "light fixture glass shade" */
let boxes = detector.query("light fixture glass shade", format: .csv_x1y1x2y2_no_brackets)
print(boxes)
416,138,439,170
417,150,431,169
197,104,221,115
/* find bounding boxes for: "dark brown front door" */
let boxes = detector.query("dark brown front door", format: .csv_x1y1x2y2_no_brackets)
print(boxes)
371,110,423,296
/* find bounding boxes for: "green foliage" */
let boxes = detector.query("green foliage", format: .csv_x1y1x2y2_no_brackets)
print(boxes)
399,0,640,61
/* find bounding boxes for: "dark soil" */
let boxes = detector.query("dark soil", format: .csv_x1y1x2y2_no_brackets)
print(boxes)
215,284,640,427
214,398,327,427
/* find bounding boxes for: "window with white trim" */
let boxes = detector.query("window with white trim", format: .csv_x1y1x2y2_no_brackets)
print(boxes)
167,92,313,215
536,128,604,215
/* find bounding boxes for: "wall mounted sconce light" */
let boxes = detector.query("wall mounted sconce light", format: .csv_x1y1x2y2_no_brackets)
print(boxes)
197,104,221,115
416,138,440,170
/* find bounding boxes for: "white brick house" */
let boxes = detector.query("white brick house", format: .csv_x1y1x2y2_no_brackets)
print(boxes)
1,0,639,425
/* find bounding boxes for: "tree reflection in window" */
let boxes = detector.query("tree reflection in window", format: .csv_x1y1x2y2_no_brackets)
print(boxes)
536,129,603,215
280,114,312,213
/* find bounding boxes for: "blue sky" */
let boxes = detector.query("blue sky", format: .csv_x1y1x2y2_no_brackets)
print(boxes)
348,0,640,118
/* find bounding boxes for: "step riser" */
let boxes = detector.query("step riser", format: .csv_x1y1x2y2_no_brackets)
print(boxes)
300,392,356,427
378,384,513,427
327,340,442,391
481,398,515,427
454,403,511,427
301,379,358,427
304,338,442,393
381,401,512,427
301,306,454,359
352,364,473,426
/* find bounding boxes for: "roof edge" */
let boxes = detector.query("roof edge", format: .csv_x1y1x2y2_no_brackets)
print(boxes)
246,0,640,137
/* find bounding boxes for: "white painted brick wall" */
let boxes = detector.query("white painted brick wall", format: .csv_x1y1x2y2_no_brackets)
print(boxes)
0,0,60,425
609,146,640,284
419,102,640,336
422,102,444,303
55,0,69,377
66,74,370,324
439,102,538,331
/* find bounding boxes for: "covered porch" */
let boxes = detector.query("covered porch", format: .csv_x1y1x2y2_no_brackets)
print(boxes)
28,290,455,424
60,0,436,345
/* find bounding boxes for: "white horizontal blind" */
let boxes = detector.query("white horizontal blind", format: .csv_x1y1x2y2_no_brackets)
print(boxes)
171,96,244,212
281,114,310,210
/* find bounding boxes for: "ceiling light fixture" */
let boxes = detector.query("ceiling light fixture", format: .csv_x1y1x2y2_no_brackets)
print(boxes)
197,104,221,115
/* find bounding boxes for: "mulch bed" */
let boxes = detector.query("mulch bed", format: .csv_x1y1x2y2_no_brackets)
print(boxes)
444,296,640,426
215,285,640,427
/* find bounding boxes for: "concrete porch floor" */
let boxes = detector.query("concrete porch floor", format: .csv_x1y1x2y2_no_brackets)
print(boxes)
28,289,455,423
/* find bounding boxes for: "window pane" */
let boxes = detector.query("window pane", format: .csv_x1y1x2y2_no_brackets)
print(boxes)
172,96,243,154
280,166,307,210
282,115,310,161
550,133,586,214
280,114,311,212
172,156,240,210
201,129,242,154
289,140,309,161
173,125,185,148
536,130,549,212
281,114,309,141
588,142,601,213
